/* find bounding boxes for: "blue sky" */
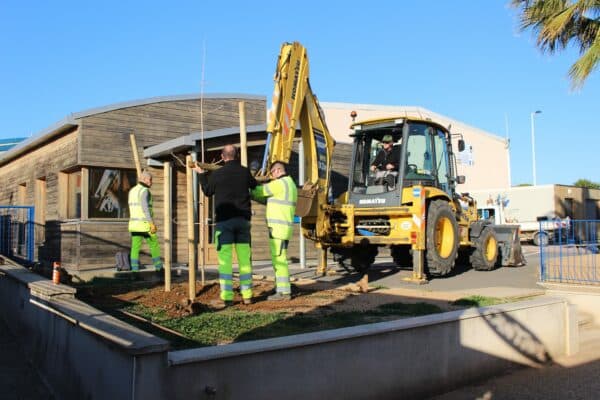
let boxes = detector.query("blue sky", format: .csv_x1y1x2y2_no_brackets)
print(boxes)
1,1,598,186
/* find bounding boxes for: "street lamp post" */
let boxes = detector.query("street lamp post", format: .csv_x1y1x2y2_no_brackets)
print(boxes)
530,110,542,186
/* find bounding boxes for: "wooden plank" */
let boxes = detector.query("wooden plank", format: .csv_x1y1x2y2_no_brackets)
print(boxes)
81,167,89,220
163,161,172,291
186,155,196,301
129,132,142,177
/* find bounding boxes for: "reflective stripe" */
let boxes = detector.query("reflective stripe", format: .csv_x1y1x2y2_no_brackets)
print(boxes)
283,178,290,202
239,273,253,281
267,218,294,226
264,184,273,196
130,217,149,221
129,202,141,206
240,283,252,291
269,198,296,206
222,283,233,291
276,276,290,283
219,273,233,281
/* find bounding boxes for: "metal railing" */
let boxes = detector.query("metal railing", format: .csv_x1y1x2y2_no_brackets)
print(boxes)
540,219,600,285
0,206,35,262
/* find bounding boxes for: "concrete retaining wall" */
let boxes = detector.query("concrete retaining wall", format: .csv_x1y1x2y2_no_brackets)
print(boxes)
543,282,600,322
0,260,575,399
0,261,169,400
168,297,570,399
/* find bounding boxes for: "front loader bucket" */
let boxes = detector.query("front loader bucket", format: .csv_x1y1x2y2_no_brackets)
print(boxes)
493,225,526,267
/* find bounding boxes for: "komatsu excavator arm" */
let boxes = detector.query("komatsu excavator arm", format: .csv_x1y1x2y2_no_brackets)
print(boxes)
259,42,335,228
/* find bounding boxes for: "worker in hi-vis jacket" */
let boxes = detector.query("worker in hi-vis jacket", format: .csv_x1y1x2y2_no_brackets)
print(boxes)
128,170,163,272
252,161,297,300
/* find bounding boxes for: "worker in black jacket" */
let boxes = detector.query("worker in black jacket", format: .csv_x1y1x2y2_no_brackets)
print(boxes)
195,145,258,306
370,134,400,188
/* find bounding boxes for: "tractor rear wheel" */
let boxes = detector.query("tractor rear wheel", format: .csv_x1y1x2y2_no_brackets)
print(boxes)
470,227,499,271
426,200,459,276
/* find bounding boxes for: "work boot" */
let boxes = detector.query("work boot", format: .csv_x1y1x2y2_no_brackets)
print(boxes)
210,299,233,310
267,292,291,301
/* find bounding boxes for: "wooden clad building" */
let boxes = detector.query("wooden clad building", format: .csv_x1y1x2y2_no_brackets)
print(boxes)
0,94,266,275
0,93,353,277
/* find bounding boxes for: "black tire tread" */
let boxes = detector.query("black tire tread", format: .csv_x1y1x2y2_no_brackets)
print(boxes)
470,228,498,271
426,200,459,276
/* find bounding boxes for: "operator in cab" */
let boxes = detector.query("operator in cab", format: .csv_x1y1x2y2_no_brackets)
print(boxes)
370,134,400,188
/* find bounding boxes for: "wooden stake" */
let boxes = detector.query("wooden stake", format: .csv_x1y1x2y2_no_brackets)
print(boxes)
163,161,172,292
130,132,142,177
186,155,197,302
199,190,205,287
239,101,248,167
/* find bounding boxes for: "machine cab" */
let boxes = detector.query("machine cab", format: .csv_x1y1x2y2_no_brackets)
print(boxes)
347,118,459,207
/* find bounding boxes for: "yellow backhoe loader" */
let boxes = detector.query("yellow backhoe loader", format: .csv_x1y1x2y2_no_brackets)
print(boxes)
259,41,524,281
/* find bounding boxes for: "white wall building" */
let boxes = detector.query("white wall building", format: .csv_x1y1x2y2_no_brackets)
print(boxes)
321,102,510,192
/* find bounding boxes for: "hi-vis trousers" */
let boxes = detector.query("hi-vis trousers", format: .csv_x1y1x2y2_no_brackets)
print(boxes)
130,232,162,272
269,237,291,295
215,217,253,301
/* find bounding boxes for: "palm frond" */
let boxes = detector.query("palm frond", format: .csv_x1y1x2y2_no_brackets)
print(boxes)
512,0,600,87
569,30,600,89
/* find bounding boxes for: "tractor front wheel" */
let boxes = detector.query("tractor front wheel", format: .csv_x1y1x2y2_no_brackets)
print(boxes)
391,245,412,268
470,227,499,271
333,245,378,273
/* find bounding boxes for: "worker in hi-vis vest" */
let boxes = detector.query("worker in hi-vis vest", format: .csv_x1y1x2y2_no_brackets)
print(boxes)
196,145,258,307
252,161,298,300
128,170,163,272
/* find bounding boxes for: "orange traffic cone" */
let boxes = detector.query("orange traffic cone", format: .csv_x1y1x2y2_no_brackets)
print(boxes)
52,262,61,284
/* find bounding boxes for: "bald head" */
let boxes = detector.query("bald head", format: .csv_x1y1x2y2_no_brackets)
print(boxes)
139,170,153,186
221,145,237,161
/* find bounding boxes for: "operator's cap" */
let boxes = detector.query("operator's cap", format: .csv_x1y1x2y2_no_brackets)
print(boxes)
382,134,393,143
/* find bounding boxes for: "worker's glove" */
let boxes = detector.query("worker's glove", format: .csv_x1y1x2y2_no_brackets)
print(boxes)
149,223,158,234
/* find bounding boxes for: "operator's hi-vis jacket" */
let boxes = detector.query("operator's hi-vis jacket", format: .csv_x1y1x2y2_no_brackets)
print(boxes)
128,183,153,232
252,175,298,240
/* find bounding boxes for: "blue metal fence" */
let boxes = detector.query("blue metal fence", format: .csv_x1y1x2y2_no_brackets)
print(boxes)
540,219,600,284
0,206,35,262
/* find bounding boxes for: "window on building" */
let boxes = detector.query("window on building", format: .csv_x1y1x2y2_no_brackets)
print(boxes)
59,171,81,219
34,178,46,244
564,198,574,218
88,168,136,219
18,183,27,205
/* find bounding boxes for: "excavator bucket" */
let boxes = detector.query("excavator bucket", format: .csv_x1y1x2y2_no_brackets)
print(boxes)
493,225,526,267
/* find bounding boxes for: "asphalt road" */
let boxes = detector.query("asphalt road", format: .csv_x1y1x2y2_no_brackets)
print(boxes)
265,244,545,298
372,244,542,294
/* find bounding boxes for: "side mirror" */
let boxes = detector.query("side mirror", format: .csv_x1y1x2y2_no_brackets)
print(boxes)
458,139,465,152
456,175,466,184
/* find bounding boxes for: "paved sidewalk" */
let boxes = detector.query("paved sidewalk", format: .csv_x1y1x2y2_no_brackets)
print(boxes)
0,318,53,400
428,324,600,400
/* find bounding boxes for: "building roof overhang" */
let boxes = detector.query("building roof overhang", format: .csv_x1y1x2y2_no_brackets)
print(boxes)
144,124,267,161
0,93,265,167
